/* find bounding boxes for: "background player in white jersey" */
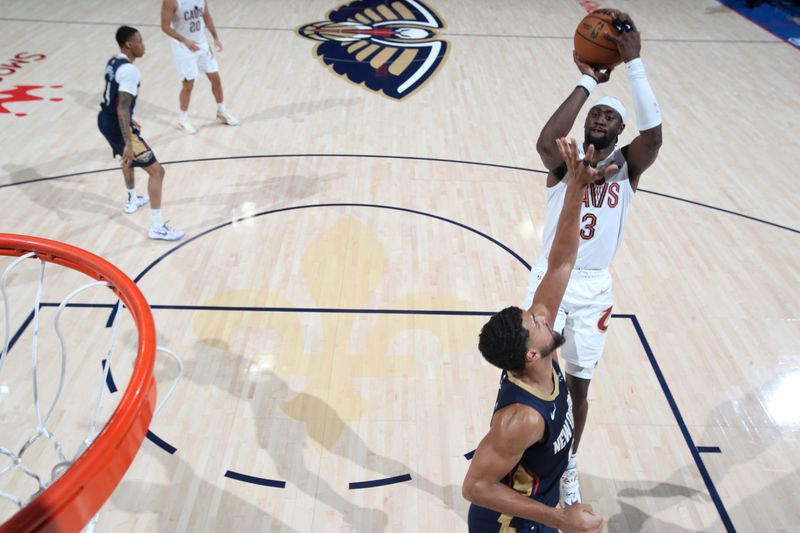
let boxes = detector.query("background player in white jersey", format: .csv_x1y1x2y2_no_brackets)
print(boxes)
523,11,662,506
160,0,239,134
97,26,184,241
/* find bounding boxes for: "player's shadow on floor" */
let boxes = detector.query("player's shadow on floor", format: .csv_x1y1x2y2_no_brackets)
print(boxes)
2,164,144,234
110,445,303,533
172,171,345,213
602,377,788,531
181,338,467,531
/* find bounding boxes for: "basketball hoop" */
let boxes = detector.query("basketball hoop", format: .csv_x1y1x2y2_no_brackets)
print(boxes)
0,234,157,533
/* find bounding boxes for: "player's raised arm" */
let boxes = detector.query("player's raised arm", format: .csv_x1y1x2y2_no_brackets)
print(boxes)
536,53,613,173
608,12,662,189
529,140,617,320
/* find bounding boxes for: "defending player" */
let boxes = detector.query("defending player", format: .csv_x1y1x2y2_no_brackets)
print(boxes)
463,139,612,533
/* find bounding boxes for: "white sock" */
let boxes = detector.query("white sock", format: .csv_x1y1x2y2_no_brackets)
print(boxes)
567,452,577,470
126,187,137,201
217,102,225,113
151,209,163,227
179,111,188,122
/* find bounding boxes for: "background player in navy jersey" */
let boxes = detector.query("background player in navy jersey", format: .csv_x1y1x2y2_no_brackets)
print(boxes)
98,26,184,241
523,11,662,505
463,139,612,533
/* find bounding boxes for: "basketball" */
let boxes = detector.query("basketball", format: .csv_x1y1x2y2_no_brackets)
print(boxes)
574,9,622,69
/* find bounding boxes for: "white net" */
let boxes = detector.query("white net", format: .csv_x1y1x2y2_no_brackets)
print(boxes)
0,250,182,529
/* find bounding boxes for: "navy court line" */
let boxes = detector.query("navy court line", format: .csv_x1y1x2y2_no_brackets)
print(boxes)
1,154,795,234
96,355,176,454
3,308,35,355
224,470,286,488
146,431,177,455
349,474,412,490
697,446,722,454
626,314,735,533
101,359,117,393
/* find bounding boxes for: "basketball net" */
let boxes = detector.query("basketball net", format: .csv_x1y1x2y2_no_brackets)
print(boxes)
0,249,182,531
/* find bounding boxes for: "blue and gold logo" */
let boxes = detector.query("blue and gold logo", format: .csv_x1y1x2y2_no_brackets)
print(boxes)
297,0,449,100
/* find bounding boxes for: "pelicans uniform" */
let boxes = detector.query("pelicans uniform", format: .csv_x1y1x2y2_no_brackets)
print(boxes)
524,146,634,379
169,0,219,80
97,54,156,167
468,364,574,532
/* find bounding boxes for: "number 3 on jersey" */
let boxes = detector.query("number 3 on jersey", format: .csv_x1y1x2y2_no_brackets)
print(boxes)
580,213,597,240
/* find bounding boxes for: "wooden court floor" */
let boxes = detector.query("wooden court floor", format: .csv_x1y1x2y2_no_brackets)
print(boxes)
1,1,798,531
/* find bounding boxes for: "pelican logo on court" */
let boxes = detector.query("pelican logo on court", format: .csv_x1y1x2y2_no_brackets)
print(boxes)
0,85,63,117
297,0,449,100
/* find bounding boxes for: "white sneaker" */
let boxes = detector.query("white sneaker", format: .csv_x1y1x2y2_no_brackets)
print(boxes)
148,222,185,241
123,195,149,214
177,117,197,134
560,466,581,506
216,110,239,126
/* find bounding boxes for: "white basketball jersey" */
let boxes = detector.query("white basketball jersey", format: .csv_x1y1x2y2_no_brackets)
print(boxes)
536,146,635,270
171,0,208,45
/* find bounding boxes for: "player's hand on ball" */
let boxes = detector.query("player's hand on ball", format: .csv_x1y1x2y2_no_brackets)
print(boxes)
573,50,613,83
607,12,641,62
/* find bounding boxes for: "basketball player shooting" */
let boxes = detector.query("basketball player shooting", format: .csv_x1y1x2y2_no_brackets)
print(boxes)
523,11,663,506
463,138,613,533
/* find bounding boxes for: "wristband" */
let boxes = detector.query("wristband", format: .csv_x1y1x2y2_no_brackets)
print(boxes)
577,74,597,95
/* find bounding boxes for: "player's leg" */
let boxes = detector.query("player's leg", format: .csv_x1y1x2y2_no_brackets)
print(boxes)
179,78,195,116
558,271,613,506
171,40,199,134
200,50,238,126
121,164,149,214
128,130,183,240
141,161,183,241
99,111,148,213
178,79,197,134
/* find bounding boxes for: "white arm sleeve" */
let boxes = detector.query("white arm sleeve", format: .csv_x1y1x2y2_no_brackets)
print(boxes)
625,58,661,131
115,63,140,96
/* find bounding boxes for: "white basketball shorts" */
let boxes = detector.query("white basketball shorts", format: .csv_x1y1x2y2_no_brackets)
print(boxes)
170,39,219,80
523,266,613,379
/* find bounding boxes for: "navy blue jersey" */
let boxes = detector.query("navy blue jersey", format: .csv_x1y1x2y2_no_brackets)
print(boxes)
100,56,138,116
468,363,574,532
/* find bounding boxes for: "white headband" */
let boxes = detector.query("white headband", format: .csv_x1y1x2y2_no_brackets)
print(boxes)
592,96,627,124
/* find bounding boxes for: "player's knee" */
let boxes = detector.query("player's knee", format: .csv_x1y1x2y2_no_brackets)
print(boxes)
151,163,165,180
181,79,195,90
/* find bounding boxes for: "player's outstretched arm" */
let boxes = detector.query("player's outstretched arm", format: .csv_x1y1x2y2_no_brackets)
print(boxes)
608,13,662,189
530,140,618,320
536,53,613,173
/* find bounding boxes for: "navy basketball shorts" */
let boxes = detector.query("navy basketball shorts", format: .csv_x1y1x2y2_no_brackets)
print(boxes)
97,112,157,168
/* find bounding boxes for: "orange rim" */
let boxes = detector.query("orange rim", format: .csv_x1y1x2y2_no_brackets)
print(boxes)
0,234,156,533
